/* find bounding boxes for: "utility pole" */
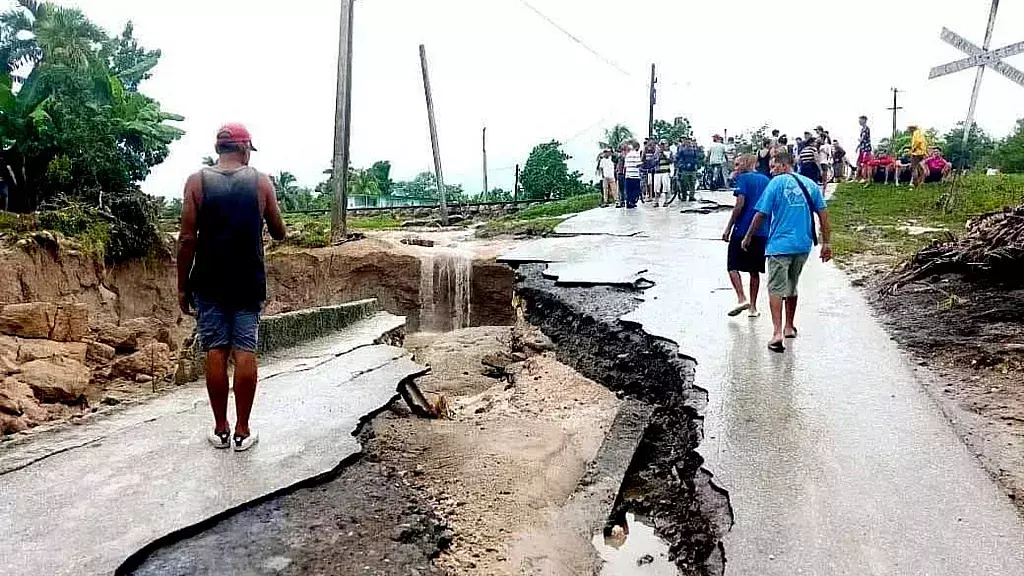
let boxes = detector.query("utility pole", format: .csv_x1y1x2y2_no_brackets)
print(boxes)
330,0,355,244
648,64,657,138
514,164,520,202
886,87,903,146
419,44,447,225
482,127,489,201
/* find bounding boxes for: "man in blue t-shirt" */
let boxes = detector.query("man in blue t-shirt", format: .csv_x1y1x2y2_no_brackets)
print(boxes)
721,155,770,319
742,150,832,353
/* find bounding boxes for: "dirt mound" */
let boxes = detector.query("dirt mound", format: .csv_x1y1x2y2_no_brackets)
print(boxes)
371,326,620,575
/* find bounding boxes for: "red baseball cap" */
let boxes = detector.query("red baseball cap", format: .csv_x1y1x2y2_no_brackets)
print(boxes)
216,123,257,151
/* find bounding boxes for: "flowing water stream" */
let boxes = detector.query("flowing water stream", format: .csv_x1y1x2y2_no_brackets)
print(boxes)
418,248,473,332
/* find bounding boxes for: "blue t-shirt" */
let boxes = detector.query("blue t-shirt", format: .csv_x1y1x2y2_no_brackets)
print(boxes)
733,172,770,238
754,172,827,256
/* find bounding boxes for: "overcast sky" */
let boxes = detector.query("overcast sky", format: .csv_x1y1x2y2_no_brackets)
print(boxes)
29,0,1024,197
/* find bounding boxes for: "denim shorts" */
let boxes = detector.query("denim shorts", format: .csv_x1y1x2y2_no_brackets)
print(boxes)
195,297,262,352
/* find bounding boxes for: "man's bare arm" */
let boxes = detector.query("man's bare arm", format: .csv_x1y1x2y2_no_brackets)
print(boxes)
176,174,201,315
260,174,287,241
723,195,746,241
817,208,833,262
742,212,766,249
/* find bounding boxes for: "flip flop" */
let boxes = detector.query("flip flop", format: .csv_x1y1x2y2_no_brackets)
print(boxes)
728,303,751,317
785,328,799,339
768,341,786,353
748,310,761,318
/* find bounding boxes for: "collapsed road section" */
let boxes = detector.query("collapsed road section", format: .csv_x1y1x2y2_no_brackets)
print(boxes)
515,264,733,576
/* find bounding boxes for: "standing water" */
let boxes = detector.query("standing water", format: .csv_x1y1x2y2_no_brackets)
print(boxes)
418,248,473,332
593,513,676,575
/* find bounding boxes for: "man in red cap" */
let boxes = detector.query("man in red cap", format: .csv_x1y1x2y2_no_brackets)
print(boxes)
177,123,287,452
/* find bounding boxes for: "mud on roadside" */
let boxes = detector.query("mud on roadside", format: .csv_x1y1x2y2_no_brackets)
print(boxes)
848,262,1024,509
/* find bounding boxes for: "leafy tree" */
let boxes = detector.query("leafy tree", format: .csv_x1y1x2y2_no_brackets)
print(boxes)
991,118,1024,173
486,187,512,202
395,171,463,203
270,171,298,210
368,160,392,197
201,156,215,167
652,117,692,144
0,1,183,260
519,140,588,200
102,22,160,92
349,168,381,199
599,124,634,150
942,122,994,169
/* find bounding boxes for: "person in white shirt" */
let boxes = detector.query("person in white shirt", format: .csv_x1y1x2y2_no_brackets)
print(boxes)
596,149,618,206
818,139,834,184
623,141,643,209
707,135,727,190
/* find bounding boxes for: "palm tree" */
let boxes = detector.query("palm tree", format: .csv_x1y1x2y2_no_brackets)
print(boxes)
1,1,106,73
599,124,634,150
270,171,300,211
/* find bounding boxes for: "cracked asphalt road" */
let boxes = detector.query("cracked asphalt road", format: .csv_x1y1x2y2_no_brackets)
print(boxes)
501,194,1024,575
0,313,422,576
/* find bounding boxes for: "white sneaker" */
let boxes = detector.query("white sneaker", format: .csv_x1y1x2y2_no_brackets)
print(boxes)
208,430,231,449
233,430,259,452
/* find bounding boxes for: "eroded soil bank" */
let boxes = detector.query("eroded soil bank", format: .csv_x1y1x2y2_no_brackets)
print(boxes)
0,235,515,437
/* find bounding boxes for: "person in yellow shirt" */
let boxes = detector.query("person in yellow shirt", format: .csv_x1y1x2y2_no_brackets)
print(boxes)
909,125,928,188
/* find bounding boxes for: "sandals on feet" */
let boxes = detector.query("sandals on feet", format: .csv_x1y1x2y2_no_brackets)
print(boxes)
785,328,799,339
233,430,259,452
728,303,751,317
208,429,231,449
768,341,786,353
748,310,761,318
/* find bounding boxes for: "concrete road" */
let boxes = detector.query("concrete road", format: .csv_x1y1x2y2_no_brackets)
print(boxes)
0,313,423,576
501,194,1024,575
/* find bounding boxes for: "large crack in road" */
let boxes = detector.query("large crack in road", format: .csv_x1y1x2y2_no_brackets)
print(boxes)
515,264,733,576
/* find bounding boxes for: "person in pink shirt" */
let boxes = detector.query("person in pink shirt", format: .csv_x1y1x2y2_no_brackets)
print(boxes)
924,147,952,183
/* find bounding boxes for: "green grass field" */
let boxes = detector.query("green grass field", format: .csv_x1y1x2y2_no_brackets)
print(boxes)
829,174,1024,263
475,193,601,238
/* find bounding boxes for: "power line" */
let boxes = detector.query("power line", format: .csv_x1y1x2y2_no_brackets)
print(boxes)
515,0,633,78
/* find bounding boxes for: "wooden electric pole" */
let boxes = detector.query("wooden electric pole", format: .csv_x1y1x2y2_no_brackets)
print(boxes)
514,164,520,202
330,0,355,244
419,44,448,225
482,127,489,201
887,87,903,146
648,64,657,138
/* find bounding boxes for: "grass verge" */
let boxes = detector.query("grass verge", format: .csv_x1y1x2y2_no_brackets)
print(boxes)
829,174,1024,264
475,193,601,238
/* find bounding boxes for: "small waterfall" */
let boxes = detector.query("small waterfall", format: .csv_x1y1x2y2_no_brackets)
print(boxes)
418,248,473,332
418,252,436,331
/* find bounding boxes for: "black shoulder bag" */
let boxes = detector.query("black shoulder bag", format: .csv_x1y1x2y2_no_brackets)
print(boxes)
788,174,819,246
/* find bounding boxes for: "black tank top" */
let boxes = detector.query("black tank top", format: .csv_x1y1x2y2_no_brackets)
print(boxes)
190,166,266,309
757,150,771,175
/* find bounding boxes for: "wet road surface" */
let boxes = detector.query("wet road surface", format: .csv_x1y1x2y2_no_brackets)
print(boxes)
0,313,422,576
501,194,1024,575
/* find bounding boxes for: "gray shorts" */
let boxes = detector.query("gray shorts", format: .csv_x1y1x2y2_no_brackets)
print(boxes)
767,254,809,297
195,296,262,352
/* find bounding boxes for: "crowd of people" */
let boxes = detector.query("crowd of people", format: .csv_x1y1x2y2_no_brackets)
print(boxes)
596,115,957,212
853,117,953,187
594,114,966,351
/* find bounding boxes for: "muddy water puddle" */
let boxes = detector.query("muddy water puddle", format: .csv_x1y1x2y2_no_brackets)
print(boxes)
593,513,676,575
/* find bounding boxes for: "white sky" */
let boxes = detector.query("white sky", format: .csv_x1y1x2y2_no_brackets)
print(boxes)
24,0,1024,197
